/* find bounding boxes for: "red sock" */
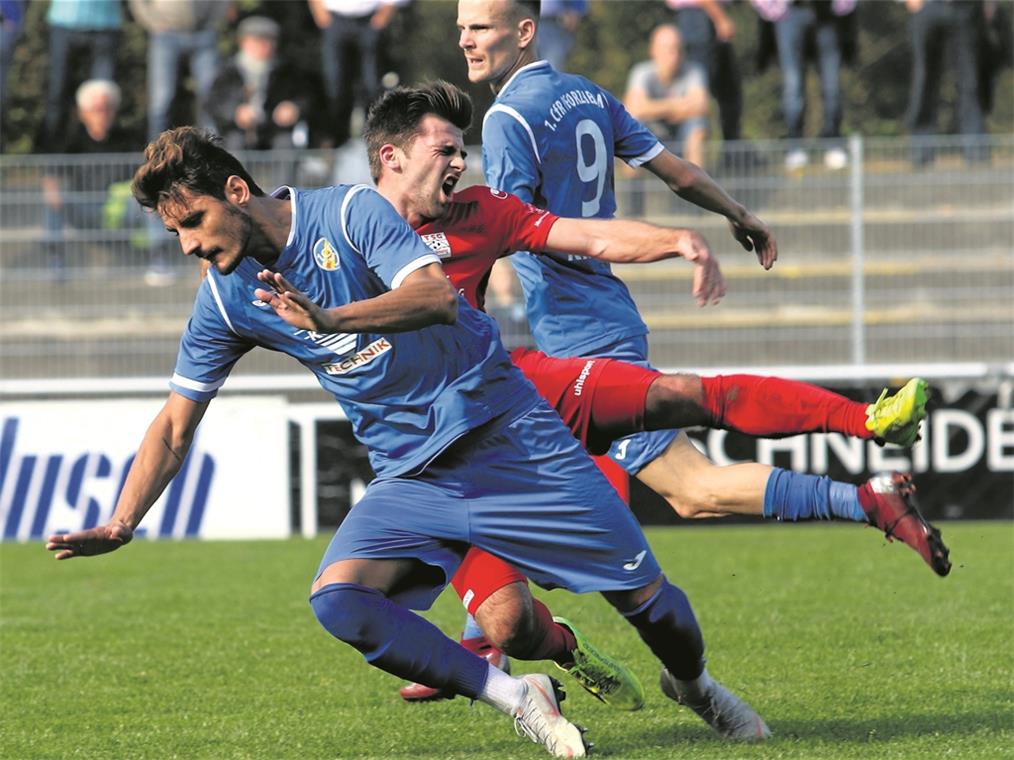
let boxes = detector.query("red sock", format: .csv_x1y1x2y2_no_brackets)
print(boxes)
701,374,871,438
526,597,578,666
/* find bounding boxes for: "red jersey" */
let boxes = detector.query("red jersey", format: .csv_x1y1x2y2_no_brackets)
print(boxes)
415,185,559,311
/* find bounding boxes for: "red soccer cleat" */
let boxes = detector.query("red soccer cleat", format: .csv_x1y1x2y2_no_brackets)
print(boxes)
399,635,510,702
858,472,951,577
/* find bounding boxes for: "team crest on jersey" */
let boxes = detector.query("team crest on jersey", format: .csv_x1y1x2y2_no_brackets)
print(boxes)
313,237,340,271
489,189,508,199
420,232,452,259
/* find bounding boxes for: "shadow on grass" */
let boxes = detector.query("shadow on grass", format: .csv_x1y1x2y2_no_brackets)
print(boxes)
626,702,1014,753
771,705,1014,742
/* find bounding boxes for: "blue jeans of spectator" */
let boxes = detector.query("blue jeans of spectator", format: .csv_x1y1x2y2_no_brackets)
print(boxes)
147,28,219,139
43,195,103,273
0,23,20,114
538,17,575,71
774,5,841,140
44,25,118,145
321,12,381,146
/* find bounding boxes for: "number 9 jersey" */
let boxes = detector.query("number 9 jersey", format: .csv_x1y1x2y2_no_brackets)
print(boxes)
481,60,664,358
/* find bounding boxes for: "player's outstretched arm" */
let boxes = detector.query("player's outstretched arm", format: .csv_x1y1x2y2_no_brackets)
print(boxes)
544,217,725,305
256,264,457,334
643,150,778,270
46,392,209,560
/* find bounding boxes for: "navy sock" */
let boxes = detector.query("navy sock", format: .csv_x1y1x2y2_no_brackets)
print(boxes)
763,469,865,522
310,582,489,699
622,581,705,681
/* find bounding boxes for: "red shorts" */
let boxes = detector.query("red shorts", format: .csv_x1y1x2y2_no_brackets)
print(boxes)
451,546,528,615
509,347,660,456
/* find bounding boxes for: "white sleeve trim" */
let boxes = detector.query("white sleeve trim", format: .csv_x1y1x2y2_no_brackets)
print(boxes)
483,105,542,166
170,373,227,393
626,141,665,168
206,273,238,336
391,254,441,289
339,184,373,255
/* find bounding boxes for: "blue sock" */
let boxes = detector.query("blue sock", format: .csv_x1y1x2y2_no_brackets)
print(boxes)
310,583,489,699
461,613,484,641
622,581,705,681
763,469,865,522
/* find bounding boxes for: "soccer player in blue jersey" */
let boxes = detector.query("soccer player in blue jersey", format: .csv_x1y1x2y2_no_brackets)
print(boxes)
46,126,771,756
455,0,933,561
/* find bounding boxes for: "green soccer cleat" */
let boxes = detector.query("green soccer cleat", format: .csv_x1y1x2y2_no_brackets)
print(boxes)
553,616,645,711
865,378,929,447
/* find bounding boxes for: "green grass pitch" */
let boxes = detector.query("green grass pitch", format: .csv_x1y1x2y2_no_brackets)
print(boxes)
2,522,1012,759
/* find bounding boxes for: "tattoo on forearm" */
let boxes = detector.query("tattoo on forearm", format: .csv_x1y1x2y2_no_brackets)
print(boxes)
161,437,183,464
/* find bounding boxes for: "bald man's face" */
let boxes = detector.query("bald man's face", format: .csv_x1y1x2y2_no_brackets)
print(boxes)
650,27,683,80
457,0,526,86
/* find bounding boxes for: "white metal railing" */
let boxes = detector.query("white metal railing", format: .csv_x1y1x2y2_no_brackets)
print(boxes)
2,134,1012,383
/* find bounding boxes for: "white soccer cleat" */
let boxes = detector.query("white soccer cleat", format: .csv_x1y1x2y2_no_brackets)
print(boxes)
660,667,770,741
512,674,589,758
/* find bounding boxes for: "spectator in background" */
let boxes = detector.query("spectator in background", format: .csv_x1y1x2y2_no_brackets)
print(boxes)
309,0,402,147
128,0,232,140
624,24,709,168
904,0,988,166
0,0,24,123
752,0,855,171
41,79,134,276
665,0,742,147
538,0,586,71
41,0,122,150
205,16,310,151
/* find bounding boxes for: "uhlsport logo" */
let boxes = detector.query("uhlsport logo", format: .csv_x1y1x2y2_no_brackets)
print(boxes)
0,416,214,541
313,237,340,271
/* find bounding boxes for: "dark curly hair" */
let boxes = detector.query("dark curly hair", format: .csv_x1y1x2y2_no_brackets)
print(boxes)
364,80,473,182
132,127,265,215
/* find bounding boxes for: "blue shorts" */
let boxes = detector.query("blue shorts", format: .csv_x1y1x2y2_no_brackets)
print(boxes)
316,401,662,610
584,335,680,475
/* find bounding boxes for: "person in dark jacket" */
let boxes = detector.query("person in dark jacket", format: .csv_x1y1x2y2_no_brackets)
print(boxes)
205,16,310,151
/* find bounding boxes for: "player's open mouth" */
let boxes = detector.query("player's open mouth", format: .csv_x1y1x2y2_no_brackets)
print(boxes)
442,176,459,196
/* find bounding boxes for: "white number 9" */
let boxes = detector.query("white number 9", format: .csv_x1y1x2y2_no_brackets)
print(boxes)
575,119,607,217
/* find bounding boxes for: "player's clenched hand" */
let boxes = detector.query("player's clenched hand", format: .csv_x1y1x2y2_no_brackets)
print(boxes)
255,270,332,332
46,523,133,560
729,213,778,270
678,230,725,306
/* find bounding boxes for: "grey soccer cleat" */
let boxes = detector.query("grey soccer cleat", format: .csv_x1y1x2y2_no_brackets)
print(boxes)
660,667,770,741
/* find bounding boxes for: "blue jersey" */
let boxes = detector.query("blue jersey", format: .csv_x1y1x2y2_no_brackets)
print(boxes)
170,185,536,478
482,60,664,358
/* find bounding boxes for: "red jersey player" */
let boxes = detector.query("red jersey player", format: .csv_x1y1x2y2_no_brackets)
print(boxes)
361,82,949,707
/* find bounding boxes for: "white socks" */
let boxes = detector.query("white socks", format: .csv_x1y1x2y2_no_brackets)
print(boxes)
477,662,527,714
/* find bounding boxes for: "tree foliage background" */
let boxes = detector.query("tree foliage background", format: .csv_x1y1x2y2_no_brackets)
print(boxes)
3,0,1011,153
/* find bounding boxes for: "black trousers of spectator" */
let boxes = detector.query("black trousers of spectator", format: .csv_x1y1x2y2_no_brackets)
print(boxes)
321,12,381,147
674,6,742,142
906,1,985,140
